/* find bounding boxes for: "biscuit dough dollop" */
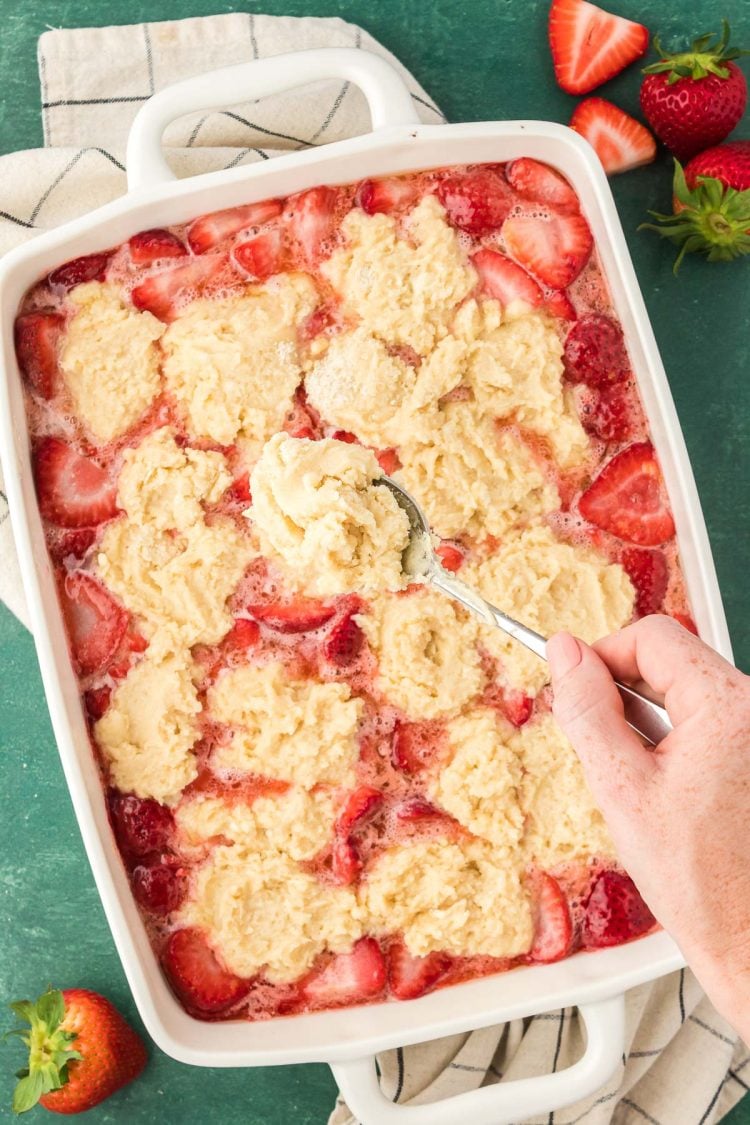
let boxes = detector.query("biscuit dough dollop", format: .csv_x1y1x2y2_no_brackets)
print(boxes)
249,433,410,596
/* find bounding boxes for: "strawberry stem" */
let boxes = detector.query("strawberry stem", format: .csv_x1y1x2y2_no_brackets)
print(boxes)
638,160,750,272
642,20,749,83
5,989,82,1114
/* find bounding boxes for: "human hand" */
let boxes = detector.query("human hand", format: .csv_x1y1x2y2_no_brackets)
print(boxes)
547,616,750,1045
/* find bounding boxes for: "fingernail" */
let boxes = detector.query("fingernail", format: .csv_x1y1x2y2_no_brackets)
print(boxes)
547,632,582,678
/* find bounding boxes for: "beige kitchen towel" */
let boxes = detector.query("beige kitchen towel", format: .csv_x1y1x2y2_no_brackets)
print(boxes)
0,13,747,1125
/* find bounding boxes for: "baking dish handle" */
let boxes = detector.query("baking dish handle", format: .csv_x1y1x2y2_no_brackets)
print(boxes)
126,47,421,191
330,994,625,1125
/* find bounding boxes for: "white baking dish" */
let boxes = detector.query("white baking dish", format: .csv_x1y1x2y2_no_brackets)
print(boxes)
0,48,733,1125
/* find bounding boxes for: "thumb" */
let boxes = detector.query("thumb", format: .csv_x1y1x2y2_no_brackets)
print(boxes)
547,632,657,803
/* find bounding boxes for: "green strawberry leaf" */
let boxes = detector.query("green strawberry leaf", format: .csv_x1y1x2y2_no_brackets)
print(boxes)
12,1073,43,1115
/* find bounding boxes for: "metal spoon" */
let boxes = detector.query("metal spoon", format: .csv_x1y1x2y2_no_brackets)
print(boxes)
376,475,672,747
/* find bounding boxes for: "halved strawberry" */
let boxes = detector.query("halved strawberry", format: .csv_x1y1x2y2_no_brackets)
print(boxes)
621,547,669,617
357,177,420,215
128,228,188,265
503,212,593,289
301,938,386,1007
506,158,579,213
546,289,577,321
223,617,261,651
437,168,514,235
132,857,187,915
131,255,228,321
187,200,283,254
324,613,364,666
61,572,128,677
163,927,252,1013
247,598,335,633
549,0,649,96
34,438,118,528
579,442,675,545
563,313,630,387
331,786,383,884
285,186,338,267
435,543,464,572
529,872,573,962
576,384,633,442
232,227,284,280
15,311,65,399
392,720,446,774
581,869,656,948
46,527,98,562
471,248,544,309
570,98,656,175
387,939,452,1000
48,252,111,289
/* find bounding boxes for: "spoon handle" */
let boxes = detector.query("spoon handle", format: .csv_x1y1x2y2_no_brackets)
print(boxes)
429,568,672,747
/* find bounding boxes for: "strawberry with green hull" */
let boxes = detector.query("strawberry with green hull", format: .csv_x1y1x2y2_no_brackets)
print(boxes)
6,987,146,1114
640,143,750,271
640,22,749,162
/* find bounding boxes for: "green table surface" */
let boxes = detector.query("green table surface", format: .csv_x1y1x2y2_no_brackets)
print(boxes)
0,1,749,1122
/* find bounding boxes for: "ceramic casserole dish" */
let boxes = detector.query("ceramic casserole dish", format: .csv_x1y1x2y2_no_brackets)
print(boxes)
0,48,733,1125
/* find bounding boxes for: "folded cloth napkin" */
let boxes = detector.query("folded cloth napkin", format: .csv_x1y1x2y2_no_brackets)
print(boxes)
0,13,747,1124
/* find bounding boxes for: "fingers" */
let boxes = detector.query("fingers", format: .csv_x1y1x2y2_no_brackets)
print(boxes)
547,632,657,804
592,615,738,724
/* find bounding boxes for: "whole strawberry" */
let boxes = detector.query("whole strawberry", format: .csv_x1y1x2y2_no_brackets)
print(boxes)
640,141,750,270
640,22,749,161
6,987,147,1114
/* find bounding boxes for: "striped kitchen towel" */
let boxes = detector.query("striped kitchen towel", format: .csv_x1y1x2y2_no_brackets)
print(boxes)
0,14,747,1125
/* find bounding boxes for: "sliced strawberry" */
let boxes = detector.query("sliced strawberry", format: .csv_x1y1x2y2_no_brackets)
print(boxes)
331,430,359,444
570,98,656,175
331,785,383,884
548,0,649,96
285,186,338,267
324,613,364,666
357,177,420,215
375,448,401,476
392,720,445,774
85,685,112,722
223,618,261,651
388,939,453,1000
301,938,386,1008
46,526,97,562
35,438,118,528
563,313,630,388
61,572,128,677
506,158,580,213
546,289,577,321
131,255,227,321
128,228,188,265
581,869,656,948
579,442,675,546
15,312,65,398
132,857,187,915
232,227,284,280
394,797,450,823
671,612,698,635
48,252,111,289
621,547,668,617
503,212,593,289
576,384,633,442
163,927,252,1013
435,543,464,572
108,792,175,861
187,200,283,254
437,168,514,235
529,872,573,963
247,598,335,633
497,686,533,728
107,627,149,681
337,786,383,838
471,248,544,309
